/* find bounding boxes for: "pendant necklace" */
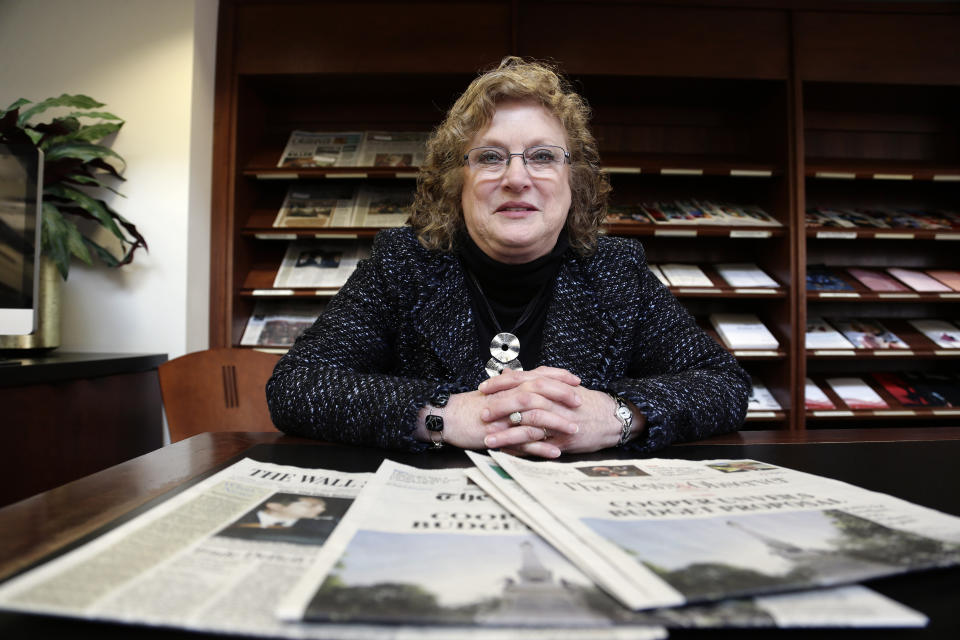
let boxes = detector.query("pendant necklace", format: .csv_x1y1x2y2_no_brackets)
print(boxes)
466,269,549,378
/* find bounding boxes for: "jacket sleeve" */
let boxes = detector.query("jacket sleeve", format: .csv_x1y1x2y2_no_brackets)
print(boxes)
601,240,752,452
265,232,438,452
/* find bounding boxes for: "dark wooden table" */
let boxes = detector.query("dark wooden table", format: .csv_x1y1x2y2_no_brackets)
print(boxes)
2,428,960,638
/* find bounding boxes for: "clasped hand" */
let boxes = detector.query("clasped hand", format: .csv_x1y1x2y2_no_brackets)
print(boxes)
475,367,622,458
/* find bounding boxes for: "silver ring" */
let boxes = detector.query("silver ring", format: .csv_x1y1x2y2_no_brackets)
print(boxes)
509,411,522,426
541,427,549,441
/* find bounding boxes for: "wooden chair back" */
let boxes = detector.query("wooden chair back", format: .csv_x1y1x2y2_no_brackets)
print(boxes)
158,348,282,442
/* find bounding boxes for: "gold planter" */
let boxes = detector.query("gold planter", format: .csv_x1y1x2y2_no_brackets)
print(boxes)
0,256,61,351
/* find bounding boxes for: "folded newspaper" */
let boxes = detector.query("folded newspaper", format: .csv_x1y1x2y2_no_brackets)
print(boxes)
486,451,960,611
463,452,925,628
278,459,926,630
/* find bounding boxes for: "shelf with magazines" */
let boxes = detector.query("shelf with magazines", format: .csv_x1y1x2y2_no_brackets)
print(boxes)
801,80,960,426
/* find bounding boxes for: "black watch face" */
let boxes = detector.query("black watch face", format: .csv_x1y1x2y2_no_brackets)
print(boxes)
425,414,444,431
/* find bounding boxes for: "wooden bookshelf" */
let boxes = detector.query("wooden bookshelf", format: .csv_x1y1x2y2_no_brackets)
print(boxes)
211,0,960,434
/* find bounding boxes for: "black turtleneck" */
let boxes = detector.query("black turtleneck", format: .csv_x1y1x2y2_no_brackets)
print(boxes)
457,229,569,370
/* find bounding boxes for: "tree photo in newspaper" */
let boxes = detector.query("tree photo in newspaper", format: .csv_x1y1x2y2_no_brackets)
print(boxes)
464,452,926,628
488,451,960,610
277,460,666,638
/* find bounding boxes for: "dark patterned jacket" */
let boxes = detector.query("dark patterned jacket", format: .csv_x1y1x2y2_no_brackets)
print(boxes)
267,227,750,453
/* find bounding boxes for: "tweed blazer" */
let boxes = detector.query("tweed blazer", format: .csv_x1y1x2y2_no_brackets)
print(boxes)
267,227,750,453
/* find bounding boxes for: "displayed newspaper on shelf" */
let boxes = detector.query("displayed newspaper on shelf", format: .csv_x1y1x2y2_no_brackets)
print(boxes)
659,263,712,287
486,450,960,611
0,458,377,638
277,131,364,168
240,300,326,347
278,460,665,638
356,131,428,168
273,184,359,228
353,184,414,227
273,240,370,289
464,452,925,628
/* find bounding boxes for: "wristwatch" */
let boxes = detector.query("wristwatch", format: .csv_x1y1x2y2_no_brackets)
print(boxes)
426,389,450,450
608,393,633,447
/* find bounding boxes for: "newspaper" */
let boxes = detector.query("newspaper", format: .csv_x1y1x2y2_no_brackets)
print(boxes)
356,131,427,168
487,451,960,611
0,458,376,638
273,184,360,228
353,184,414,227
273,240,371,289
278,459,665,638
464,453,925,628
277,131,364,168
240,300,325,347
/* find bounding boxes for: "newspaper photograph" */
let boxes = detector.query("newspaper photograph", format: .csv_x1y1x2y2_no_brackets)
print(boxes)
0,458,374,638
465,453,926,628
353,184,414,228
278,459,665,638
488,451,960,610
273,240,371,289
240,300,325,347
356,131,428,168
273,184,359,228
277,131,364,168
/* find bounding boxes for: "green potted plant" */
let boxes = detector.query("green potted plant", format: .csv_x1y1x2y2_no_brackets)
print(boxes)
0,94,147,348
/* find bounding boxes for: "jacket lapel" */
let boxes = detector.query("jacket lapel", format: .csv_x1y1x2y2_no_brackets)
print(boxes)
541,257,618,386
411,253,485,386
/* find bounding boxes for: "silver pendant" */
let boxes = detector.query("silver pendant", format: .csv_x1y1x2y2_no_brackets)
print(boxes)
485,357,523,378
490,332,520,363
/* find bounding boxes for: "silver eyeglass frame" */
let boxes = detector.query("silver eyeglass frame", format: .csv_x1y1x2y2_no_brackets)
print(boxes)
463,145,571,172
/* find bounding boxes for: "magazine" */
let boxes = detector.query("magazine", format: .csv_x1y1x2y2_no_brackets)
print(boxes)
828,318,908,350
486,451,960,611
804,317,855,350
804,378,835,410
709,313,780,350
872,373,938,407
908,319,960,349
714,263,779,288
240,300,325,347
0,458,376,638
845,268,909,293
806,266,854,291
273,184,359,228
273,240,370,289
605,204,653,225
277,460,665,638
659,264,712,287
647,264,670,287
464,453,926,628
825,377,888,409
887,268,951,292
277,131,364,168
925,269,960,292
747,378,782,412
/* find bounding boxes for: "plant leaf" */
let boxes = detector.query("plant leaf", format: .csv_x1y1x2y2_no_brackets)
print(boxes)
69,111,123,121
43,122,124,149
41,203,89,279
44,183,125,238
2,98,31,115
83,237,122,267
17,94,104,126
62,173,126,197
43,142,126,171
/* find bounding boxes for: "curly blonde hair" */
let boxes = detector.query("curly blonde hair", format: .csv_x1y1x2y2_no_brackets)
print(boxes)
409,57,610,255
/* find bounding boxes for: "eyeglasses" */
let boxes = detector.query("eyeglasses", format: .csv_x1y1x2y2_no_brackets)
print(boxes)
463,145,570,176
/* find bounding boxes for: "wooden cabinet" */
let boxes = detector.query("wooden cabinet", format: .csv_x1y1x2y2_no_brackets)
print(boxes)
211,0,960,433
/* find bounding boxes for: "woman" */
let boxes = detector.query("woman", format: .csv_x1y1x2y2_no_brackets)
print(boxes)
267,57,750,457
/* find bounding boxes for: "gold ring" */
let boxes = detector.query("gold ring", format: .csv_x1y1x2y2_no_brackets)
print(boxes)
541,427,549,441
509,411,522,426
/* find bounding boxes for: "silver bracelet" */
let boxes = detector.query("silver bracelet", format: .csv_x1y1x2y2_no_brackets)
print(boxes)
607,393,633,447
